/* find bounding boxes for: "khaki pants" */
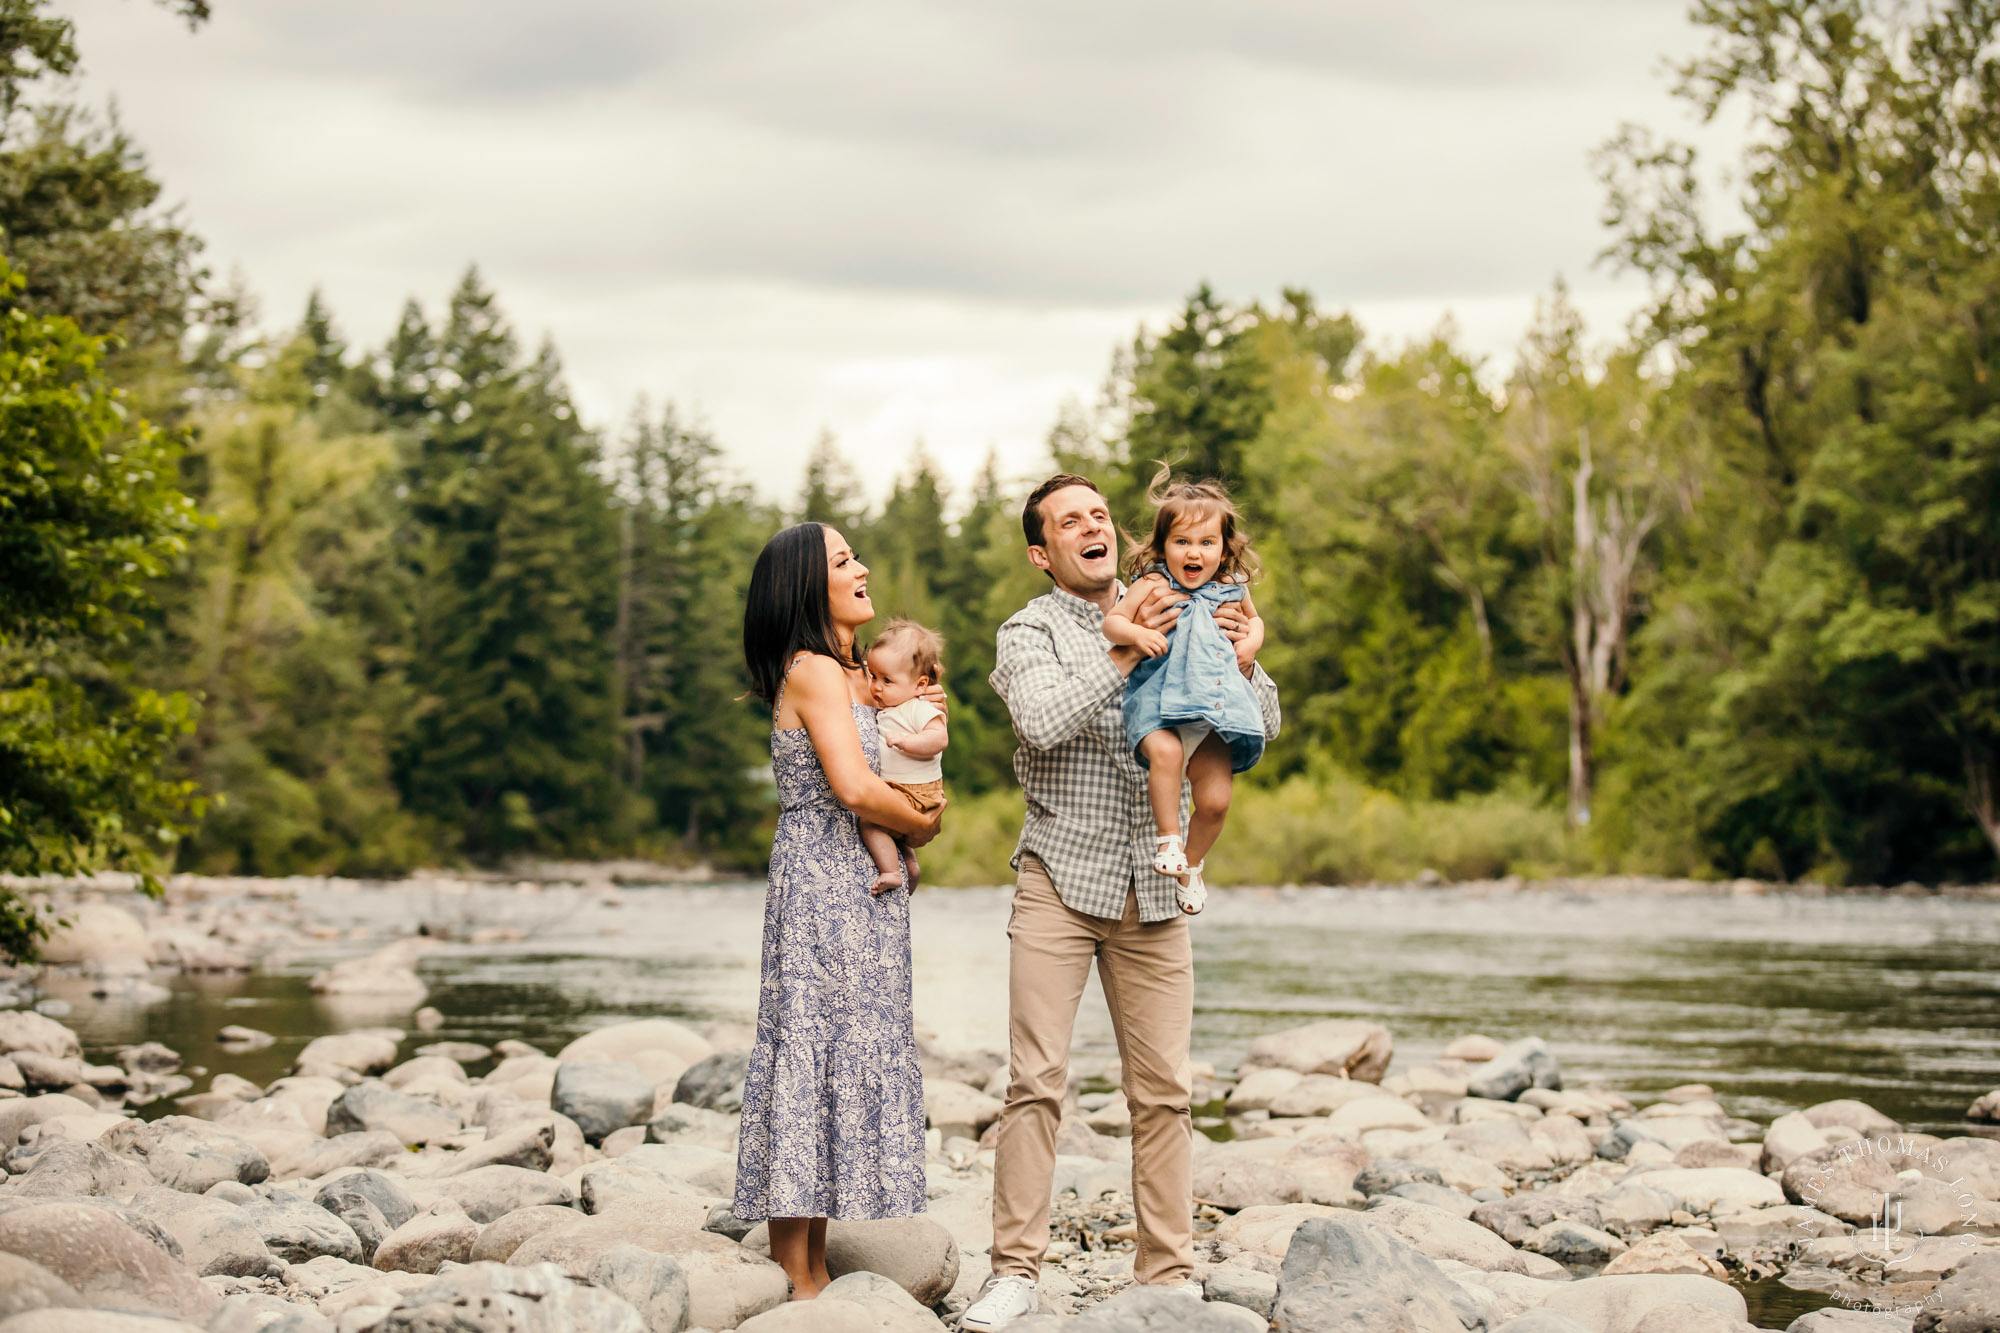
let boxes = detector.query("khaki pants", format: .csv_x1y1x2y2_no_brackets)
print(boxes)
990,854,1194,1286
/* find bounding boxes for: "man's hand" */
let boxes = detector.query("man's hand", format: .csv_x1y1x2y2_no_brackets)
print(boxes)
1215,604,1265,675
915,674,949,720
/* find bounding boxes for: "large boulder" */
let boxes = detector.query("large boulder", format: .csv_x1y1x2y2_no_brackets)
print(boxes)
1194,1153,1305,1210
470,1205,584,1264
1272,1214,1482,1333
586,1243,692,1333
1270,1076,1403,1119
553,1060,657,1145
0,1095,96,1151
580,1144,734,1212
435,1163,576,1222
1937,1138,2000,1204
373,1260,644,1333
308,938,430,1001
1217,1204,1356,1259
97,1115,269,1193
737,1269,947,1332
1538,1274,1749,1333
673,1050,749,1114
1915,1250,2000,1332
534,1225,785,1329
1465,1038,1562,1102
0,1313,213,1333
1242,1020,1393,1083
924,1079,1003,1141
292,1031,401,1078
323,1082,461,1146
1631,1166,1787,1215
1007,1281,1266,1332
1361,1196,1537,1274
1782,1145,1901,1224
647,1103,739,1152
7,1140,155,1198
242,1191,365,1264
316,1169,418,1231
437,1119,556,1175
126,1187,281,1279
0,1199,218,1322
371,1205,479,1275
1473,1195,1604,1247
0,1014,81,1062
37,901,150,973
558,1020,714,1068
0,1253,83,1321
507,1199,719,1270
741,1215,959,1305
1801,1100,1900,1137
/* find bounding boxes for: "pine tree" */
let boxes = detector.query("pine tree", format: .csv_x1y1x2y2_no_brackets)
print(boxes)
392,270,625,858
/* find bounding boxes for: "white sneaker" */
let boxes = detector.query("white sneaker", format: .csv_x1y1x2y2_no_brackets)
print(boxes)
960,1275,1038,1331
1154,1279,1204,1298
1176,863,1208,915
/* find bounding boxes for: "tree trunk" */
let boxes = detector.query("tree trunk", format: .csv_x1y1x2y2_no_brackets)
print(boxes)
1568,431,1597,828
1967,743,2000,866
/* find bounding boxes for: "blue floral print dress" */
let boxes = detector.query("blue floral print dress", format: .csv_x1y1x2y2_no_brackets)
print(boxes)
732,657,927,1221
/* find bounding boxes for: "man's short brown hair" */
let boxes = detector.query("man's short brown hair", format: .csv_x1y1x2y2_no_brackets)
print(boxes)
1022,472,1101,548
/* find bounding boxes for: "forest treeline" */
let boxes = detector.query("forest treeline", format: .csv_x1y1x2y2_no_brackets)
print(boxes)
4,0,1999,955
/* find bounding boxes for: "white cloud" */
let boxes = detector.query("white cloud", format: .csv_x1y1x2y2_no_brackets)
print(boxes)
57,0,1726,503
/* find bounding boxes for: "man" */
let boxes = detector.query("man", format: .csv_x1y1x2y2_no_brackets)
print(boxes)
960,474,1281,1330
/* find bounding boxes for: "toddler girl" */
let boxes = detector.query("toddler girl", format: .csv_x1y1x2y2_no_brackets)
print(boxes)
861,618,949,892
1101,472,1266,914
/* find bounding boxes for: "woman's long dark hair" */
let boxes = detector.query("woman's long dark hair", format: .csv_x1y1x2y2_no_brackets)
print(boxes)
744,522,858,704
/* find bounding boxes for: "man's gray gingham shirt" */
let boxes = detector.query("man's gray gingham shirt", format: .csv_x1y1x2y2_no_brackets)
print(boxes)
990,583,1282,923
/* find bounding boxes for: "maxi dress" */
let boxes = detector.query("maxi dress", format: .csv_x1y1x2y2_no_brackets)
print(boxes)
731,664,928,1221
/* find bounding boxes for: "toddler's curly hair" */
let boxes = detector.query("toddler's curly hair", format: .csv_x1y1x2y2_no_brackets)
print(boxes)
1124,463,1260,584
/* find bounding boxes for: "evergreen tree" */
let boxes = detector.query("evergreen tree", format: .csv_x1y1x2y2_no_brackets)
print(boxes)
391,270,625,858
615,404,774,861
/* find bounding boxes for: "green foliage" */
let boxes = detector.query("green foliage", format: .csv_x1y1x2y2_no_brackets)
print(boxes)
615,405,776,864
1589,0,2000,881
0,260,203,956
389,271,628,859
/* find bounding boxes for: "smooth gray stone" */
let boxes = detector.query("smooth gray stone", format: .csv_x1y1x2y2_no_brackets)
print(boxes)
1466,1037,1562,1102
551,1061,655,1146
671,1051,748,1114
1273,1214,1480,1333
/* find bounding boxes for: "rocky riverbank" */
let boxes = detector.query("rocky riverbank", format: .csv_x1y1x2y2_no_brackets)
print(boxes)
0,880,1998,1332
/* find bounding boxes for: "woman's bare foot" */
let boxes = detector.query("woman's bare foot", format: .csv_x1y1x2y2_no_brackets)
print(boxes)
788,1277,823,1300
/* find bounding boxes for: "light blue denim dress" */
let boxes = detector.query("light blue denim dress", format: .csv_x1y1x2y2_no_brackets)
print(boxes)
1122,565,1267,773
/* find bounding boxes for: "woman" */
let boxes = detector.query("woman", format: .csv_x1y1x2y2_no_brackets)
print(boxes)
735,521,945,1299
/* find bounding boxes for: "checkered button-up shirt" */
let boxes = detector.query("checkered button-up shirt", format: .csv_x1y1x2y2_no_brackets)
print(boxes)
989,583,1282,923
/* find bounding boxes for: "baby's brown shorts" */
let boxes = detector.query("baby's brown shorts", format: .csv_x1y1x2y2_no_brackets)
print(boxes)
887,779,945,814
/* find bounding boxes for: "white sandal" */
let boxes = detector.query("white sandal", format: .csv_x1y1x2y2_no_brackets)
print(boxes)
1177,862,1208,915
1153,833,1189,876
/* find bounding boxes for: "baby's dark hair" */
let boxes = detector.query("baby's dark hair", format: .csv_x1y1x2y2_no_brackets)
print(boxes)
1124,463,1260,583
868,618,944,684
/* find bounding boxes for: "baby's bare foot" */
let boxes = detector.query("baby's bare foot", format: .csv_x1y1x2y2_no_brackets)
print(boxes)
905,852,922,890
870,869,903,896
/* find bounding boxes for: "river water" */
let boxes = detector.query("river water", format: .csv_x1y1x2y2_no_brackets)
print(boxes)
33,879,2000,1330
50,880,2000,1134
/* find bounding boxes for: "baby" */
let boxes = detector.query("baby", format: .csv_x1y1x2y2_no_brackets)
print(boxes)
1101,470,1266,914
862,618,949,892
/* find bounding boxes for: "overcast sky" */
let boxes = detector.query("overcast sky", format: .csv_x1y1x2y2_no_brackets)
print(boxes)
61,0,1722,504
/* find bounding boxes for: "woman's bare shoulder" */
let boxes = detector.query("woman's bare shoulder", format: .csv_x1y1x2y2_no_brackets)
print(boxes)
785,652,851,696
